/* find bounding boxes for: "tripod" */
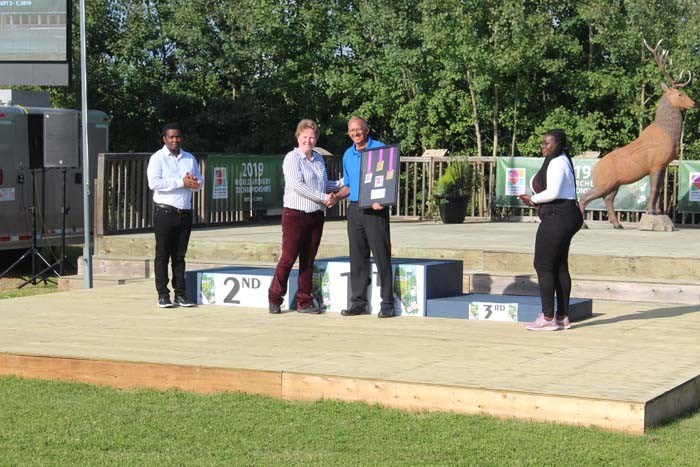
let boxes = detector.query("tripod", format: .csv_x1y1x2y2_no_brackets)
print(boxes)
21,167,70,287
0,168,67,288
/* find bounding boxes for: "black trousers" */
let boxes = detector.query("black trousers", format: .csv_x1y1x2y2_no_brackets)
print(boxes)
346,202,394,311
533,200,583,318
153,205,193,298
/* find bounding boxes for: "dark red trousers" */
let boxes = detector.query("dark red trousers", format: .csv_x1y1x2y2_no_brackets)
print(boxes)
268,208,325,308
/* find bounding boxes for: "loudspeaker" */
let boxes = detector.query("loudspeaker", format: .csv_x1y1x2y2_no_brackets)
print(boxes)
43,112,80,168
27,114,45,170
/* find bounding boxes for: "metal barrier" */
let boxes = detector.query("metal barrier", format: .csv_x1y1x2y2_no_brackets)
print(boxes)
95,153,697,235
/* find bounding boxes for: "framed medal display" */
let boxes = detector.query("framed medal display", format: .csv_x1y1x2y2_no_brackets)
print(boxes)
358,144,400,208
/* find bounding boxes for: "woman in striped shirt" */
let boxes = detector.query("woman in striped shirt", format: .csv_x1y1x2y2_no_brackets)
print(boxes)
268,119,341,314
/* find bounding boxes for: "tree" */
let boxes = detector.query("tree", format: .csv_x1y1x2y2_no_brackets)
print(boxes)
43,0,698,160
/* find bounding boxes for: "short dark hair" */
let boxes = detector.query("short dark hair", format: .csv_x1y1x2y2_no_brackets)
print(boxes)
161,122,181,136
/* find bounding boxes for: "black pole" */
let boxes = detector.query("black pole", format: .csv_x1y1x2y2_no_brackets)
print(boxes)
30,169,38,282
59,167,67,276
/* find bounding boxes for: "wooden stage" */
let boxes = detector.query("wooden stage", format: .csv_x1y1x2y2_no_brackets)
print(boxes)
1,279,698,434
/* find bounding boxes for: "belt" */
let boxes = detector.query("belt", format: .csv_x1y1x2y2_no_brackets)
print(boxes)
285,207,324,215
154,203,191,214
548,199,578,206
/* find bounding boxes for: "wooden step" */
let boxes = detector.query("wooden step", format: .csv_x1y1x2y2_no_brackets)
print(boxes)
58,275,148,291
77,255,699,304
96,235,700,283
469,273,700,305
78,255,276,277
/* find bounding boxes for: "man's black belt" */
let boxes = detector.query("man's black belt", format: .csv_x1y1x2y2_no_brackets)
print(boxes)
549,199,578,206
154,203,191,214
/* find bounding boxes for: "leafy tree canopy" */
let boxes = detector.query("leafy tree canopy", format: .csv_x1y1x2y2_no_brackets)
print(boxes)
46,0,699,159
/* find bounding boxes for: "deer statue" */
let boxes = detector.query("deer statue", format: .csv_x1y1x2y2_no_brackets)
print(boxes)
578,40,695,229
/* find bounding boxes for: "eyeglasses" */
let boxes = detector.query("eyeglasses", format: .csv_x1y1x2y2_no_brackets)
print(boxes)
540,141,555,148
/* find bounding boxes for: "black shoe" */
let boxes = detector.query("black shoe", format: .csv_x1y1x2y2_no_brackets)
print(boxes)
174,296,196,307
157,296,174,308
341,306,369,316
377,309,395,318
269,303,282,314
297,305,322,314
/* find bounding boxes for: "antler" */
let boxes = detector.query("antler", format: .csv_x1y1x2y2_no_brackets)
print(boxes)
644,39,692,88
673,69,692,89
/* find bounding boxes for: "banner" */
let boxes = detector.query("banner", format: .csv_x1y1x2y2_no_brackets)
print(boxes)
677,160,700,213
495,157,649,211
206,154,284,211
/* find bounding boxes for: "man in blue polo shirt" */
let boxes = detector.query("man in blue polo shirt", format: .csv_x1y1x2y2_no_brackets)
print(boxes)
336,116,395,318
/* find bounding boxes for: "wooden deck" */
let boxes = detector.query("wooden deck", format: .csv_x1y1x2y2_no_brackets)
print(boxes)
1,279,699,434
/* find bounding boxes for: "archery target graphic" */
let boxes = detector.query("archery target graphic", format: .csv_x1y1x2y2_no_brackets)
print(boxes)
212,167,228,199
505,168,526,196
690,172,700,202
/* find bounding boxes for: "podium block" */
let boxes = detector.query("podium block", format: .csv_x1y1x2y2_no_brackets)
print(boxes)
185,266,297,309
183,262,594,324
312,257,462,316
426,293,592,323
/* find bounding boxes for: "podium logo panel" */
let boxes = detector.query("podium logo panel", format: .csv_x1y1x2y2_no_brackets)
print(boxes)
312,261,351,312
392,264,425,316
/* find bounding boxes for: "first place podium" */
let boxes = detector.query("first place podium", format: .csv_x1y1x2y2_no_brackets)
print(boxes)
311,257,463,316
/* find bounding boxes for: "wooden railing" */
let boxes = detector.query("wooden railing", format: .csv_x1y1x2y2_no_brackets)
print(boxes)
94,152,347,235
95,153,698,235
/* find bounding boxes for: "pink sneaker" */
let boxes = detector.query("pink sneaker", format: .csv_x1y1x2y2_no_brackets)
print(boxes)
525,313,561,331
556,316,571,330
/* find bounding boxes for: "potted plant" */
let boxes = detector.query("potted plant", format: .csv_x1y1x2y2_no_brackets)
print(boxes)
432,159,473,224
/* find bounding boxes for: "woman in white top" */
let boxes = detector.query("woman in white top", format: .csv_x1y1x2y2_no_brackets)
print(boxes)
519,129,583,331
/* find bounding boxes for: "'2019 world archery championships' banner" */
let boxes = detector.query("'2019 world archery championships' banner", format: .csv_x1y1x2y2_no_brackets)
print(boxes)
206,154,284,213
495,157,649,211
677,160,700,213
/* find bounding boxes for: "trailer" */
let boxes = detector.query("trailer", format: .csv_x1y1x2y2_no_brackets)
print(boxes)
0,90,109,251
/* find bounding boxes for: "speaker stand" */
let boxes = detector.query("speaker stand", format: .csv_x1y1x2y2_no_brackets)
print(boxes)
18,168,69,288
0,168,55,286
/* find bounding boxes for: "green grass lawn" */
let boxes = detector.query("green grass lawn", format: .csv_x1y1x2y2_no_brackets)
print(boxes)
0,280,58,300
0,376,699,466
0,245,80,300
1,251,698,465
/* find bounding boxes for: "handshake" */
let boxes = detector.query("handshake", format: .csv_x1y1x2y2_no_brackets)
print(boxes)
325,192,338,208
